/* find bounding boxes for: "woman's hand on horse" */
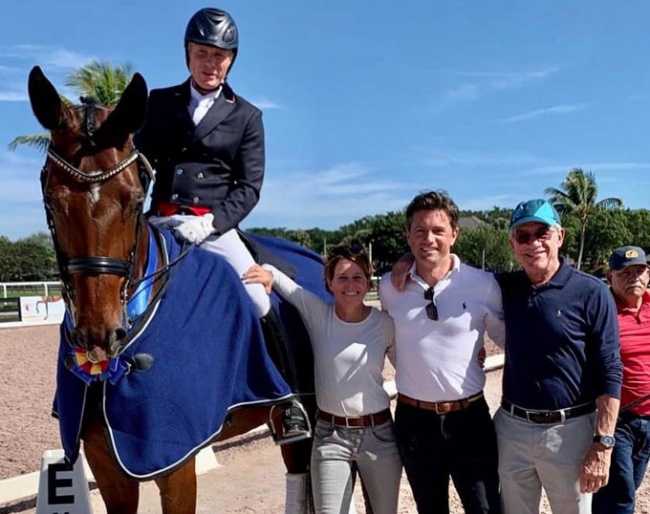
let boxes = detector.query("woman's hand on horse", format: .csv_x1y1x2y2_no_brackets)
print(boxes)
173,214,216,244
243,265,274,295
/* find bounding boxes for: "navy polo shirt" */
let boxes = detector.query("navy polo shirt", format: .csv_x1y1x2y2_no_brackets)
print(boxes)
497,259,622,410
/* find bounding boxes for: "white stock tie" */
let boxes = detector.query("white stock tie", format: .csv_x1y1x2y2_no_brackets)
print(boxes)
192,98,214,126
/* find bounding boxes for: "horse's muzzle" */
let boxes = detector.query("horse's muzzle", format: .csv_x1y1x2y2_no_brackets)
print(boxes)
71,326,127,358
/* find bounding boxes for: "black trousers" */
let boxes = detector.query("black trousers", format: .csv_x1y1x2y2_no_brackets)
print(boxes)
395,396,501,514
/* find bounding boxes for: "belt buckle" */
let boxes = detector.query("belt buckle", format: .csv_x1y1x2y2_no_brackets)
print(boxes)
435,402,450,415
345,416,361,429
526,410,563,424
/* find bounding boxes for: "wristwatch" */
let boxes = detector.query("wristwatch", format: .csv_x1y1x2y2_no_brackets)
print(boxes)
593,434,616,449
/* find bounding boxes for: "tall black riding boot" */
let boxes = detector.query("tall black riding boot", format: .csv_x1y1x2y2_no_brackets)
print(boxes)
260,308,312,445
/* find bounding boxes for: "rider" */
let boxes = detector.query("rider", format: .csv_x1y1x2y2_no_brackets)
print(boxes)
134,7,310,444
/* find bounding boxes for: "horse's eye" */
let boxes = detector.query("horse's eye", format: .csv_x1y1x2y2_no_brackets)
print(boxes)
122,193,145,218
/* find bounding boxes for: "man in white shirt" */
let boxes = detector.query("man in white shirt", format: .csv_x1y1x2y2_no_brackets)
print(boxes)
379,190,504,514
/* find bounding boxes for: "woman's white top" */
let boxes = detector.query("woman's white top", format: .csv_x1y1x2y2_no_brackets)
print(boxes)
263,265,395,417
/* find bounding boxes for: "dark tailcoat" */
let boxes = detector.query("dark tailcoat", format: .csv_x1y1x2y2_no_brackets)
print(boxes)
135,79,264,234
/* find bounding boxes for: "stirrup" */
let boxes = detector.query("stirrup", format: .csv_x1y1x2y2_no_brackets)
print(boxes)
269,401,312,446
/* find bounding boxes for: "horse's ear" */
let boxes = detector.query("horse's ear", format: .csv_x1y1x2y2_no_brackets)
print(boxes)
105,72,148,136
27,66,69,131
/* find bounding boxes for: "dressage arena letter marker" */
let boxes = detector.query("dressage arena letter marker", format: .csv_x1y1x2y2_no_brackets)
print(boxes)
35,449,93,514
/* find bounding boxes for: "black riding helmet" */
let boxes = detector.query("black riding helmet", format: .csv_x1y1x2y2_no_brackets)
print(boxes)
184,8,239,72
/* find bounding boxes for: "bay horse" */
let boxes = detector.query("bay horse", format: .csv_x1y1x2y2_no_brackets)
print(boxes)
27,66,320,514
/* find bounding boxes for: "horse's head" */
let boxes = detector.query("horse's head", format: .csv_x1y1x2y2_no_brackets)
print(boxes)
28,66,151,359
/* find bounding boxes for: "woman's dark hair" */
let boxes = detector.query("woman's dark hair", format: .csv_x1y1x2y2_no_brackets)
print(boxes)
324,244,373,294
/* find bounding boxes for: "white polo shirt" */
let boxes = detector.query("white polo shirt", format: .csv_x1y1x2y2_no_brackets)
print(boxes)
379,255,504,402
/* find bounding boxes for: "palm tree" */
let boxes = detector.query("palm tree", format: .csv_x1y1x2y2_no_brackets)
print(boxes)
544,168,623,270
65,61,135,107
8,61,134,152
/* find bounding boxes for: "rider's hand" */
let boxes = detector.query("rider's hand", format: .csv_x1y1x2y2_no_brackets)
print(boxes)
390,252,415,291
242,264,274,295
173,213,215,244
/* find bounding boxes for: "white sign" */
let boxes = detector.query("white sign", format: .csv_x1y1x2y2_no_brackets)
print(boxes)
19,296,65,323
35,449,92,514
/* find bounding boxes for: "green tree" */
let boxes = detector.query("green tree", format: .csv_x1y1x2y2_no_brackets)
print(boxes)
455,225,514,272
364,212,408,275
8,61,134,152
583,210,632,272
624,209,650,251
544,168,623,270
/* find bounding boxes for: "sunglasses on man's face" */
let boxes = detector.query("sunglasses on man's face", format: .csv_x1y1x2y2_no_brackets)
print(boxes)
424,287,439,321
512,226,555,245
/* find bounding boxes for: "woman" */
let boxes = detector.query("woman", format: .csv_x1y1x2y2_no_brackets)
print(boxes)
244,245,402,514
134,7,308,443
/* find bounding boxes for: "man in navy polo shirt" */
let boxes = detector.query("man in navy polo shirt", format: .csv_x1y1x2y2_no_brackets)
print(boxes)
494,199,622,514
593,246,650,514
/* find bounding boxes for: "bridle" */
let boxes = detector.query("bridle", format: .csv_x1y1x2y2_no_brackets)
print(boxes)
41,138,155,319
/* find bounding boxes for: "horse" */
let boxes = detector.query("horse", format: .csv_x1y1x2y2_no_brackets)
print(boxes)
27,66,322,514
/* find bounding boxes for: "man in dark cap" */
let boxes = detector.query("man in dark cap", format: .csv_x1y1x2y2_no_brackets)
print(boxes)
495,198,623,514
593,246,650,514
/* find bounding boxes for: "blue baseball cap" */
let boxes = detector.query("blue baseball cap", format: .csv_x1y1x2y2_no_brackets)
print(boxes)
609,246,649,271
509,199,561,230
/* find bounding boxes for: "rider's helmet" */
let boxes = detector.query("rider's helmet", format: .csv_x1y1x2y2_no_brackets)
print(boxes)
184,8,238,71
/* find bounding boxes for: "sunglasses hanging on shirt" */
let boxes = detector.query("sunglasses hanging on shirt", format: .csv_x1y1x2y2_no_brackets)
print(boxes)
424,287,439,321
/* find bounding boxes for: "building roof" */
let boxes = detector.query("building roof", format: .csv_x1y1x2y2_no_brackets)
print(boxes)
458,216,486,230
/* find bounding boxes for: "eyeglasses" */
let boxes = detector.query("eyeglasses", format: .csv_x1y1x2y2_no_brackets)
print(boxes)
512,226,555,245
424,287,439,321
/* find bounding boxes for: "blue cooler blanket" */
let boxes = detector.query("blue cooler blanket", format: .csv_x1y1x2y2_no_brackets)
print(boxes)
53,228,326,479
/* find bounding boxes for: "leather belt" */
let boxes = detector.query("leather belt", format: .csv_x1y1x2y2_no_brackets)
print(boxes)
397,392,484,415
501,399,596,424
317,409,392,428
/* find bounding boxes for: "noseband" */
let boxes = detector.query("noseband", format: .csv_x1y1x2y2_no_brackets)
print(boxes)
41,144,155,311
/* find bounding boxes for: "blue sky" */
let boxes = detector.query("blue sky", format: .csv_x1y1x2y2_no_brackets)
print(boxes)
1,1,650,239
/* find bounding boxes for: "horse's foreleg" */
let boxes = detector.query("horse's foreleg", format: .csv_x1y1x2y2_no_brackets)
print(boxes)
153,458,197,514
83,419,139,514
280,439,313,514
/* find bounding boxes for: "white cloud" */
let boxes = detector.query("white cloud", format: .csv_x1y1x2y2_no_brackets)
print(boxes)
439,67,561,107
447,83,481,102
1,45,94,70
500,103,586,123
461,194,518,211
0,150,47,239
252,98,283,110
243,162,411,229
0,64,20,74
0,90,28,102
422,148,542,168
526,162,650,176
